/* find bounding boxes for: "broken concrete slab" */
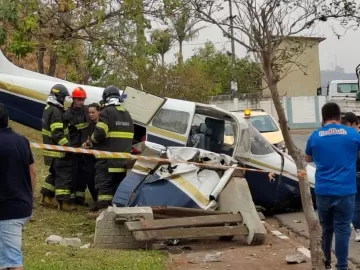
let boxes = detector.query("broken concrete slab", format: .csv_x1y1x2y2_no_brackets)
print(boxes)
285,254,307,264
59,238,82,248
45,235,63,245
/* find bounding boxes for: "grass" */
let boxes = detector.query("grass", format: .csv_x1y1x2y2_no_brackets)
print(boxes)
9,121,169,270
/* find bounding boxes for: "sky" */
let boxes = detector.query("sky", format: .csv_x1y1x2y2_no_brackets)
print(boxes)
162,8,360,74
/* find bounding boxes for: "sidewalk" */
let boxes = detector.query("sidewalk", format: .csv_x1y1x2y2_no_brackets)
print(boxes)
275,211,359,267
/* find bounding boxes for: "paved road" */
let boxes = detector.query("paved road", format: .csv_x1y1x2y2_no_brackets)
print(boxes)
291,133,310,151
276,130,360,265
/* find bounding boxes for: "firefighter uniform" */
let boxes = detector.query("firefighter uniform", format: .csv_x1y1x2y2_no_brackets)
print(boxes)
90,86,134,211
64,106,89,205
40,84,75,211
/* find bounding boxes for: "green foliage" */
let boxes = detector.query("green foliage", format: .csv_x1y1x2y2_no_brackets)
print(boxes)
151,29,172,56
186,42,262,95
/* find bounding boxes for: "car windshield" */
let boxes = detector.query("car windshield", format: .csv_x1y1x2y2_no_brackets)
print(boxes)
250,115,279,133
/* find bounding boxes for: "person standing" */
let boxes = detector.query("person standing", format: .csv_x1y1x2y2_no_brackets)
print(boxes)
64,87,89,206
0,103,36,270
81,102,102,203
341,112,360,242
305,102,360,270
40,84,76,212
88,86,134,217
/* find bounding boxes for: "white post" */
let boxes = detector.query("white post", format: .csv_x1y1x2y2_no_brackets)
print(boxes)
233,97,239,110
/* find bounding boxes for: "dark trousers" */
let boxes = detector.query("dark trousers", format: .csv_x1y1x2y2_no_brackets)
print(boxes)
83,155,98,202
316,194,355,270
95,160,126,207
353,193,360,230
70,154,88,204
40,155,73,201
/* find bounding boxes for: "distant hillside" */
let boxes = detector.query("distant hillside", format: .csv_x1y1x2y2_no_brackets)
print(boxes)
321,66,357,87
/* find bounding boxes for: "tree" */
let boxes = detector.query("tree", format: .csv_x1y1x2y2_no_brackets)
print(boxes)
165,1,205,64
0,0,162,78
190,0,360,269
187,41,262,95
150,29,172,67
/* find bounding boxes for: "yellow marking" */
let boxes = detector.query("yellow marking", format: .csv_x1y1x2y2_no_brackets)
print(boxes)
147,126,187,143
171,175,209,206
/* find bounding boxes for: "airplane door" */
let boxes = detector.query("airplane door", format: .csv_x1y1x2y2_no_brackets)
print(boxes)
121,86,166,126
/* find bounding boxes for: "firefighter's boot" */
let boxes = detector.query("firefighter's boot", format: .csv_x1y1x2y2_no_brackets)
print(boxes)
40,196,58,209
58,200,77,212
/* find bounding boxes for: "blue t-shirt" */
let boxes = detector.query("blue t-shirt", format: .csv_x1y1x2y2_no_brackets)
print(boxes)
305,123,360,196
0,127,34,220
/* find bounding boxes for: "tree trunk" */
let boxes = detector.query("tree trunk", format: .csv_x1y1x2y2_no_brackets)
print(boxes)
161,53,165,68
267,77,324,270
178,41,183,65
37,46,46,74
47,50,57,77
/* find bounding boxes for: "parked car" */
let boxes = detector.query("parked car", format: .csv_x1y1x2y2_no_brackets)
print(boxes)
232,109,287,152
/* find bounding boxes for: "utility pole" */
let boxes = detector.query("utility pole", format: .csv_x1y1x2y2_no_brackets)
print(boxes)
228,0,238,110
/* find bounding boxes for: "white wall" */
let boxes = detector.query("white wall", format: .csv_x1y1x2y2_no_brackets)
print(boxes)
210,96,326,129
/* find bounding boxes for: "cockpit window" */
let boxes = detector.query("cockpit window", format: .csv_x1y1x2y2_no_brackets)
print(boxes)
249,125,275,155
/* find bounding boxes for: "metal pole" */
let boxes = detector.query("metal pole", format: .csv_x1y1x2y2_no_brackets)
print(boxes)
228,0,238,110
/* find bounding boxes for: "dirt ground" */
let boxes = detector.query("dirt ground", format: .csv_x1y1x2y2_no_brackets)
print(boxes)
167,217,358,270
167,218,312,270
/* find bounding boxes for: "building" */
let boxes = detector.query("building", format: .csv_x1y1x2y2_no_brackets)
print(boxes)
262,36,326,98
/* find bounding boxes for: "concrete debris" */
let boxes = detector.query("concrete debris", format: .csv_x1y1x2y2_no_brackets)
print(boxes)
80,243,91,249
59,238,82,248
285,254,307,264
45,235,63,245
204,252,224,263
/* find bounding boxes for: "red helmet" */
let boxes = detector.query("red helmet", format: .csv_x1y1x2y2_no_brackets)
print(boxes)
71,87,87,99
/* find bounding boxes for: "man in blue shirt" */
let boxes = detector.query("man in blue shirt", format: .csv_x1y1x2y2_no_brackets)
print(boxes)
305,102,360,270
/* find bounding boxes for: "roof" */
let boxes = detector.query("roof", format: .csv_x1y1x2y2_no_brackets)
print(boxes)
274,35,326,43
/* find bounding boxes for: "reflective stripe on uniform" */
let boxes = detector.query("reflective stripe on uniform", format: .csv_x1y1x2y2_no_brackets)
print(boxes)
58,137,68,146
96,122,109,134
98,195,113,201
75,122,89,130
91,133,98,143
43,128,68,137
75,192,85,198
43,150,65,158
55,189,70,196
50,122,63,131
42,182,55,192
116,106,125,111
42,129,52,137
106,131,134,139
108,168,126,173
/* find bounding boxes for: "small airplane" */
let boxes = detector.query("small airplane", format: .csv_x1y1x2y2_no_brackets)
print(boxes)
0,50,316,213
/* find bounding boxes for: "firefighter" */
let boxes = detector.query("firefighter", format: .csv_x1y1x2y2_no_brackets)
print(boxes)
64,87,89,206
40,84,76,212
88,85,134,216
